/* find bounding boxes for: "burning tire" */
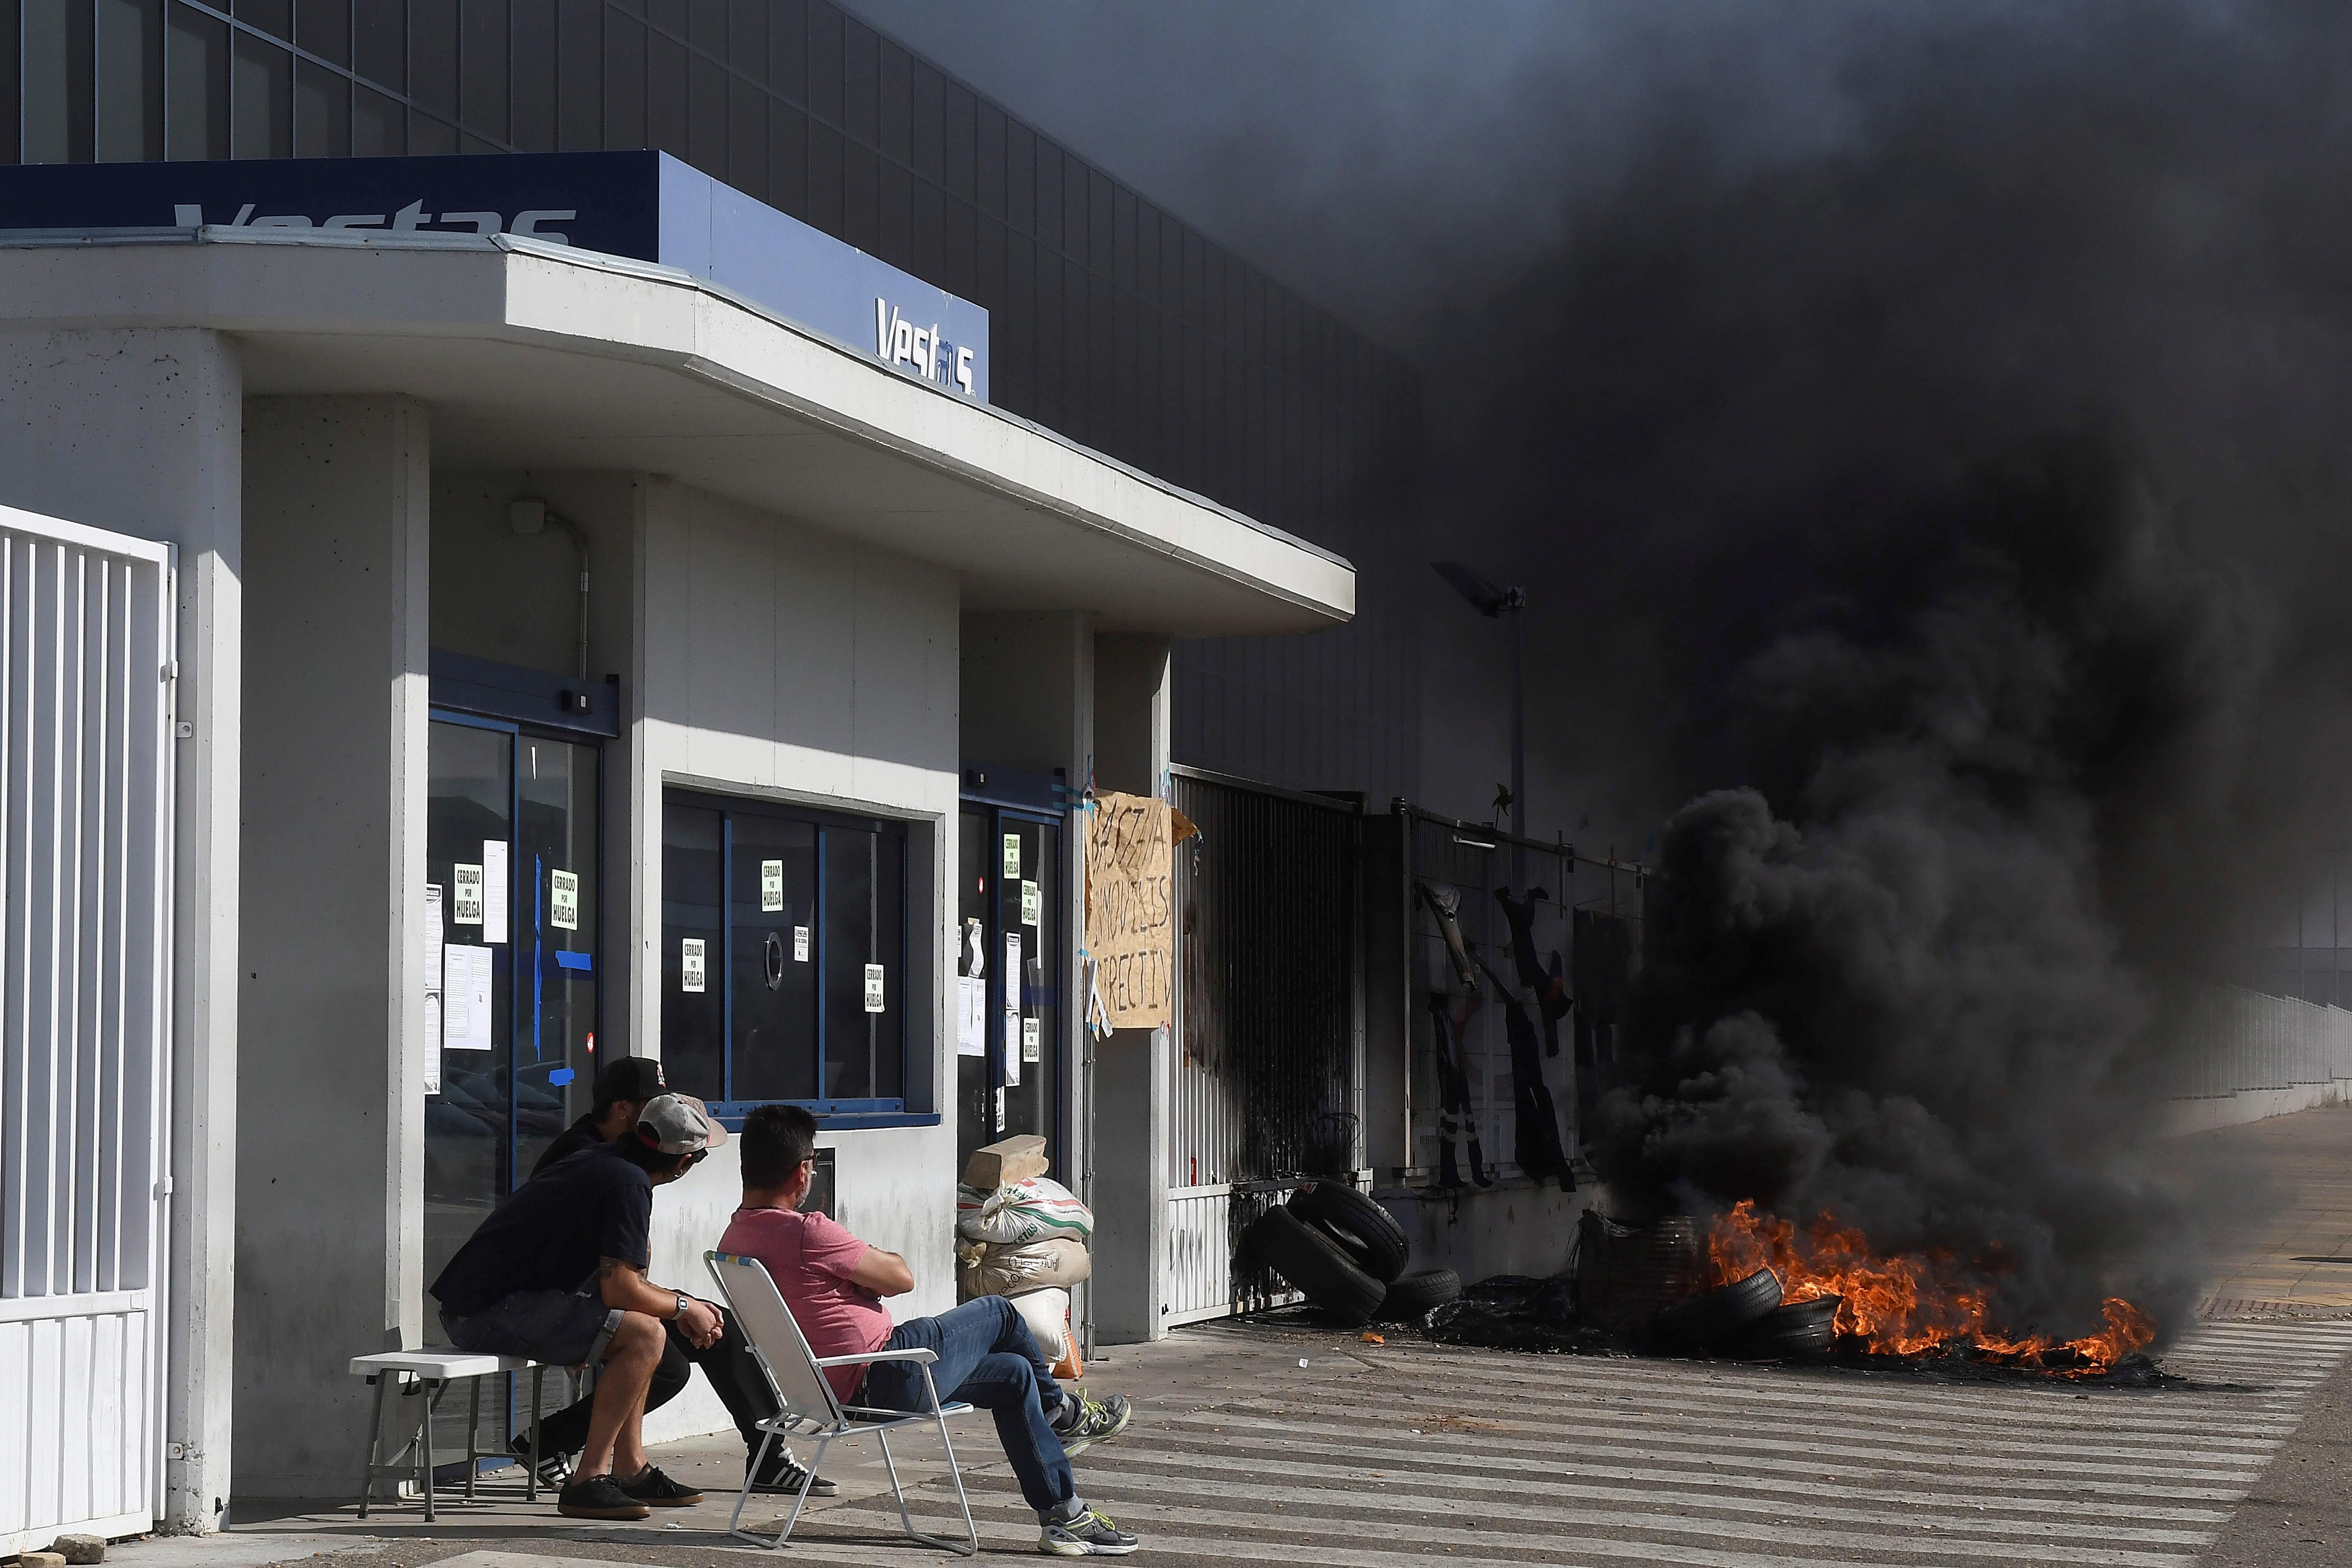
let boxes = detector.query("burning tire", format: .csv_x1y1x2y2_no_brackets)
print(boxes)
1652,1267,1783,1348
1245,1205,1386,1325
1724,1294,1843,1360
1287,1181,1411,1284
1381,1267,1464,1319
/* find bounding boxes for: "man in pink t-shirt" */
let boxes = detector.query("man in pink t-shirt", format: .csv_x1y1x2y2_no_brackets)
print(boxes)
718,1105,1141,1557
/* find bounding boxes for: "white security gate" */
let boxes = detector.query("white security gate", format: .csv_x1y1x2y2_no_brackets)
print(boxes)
0,506,175,1553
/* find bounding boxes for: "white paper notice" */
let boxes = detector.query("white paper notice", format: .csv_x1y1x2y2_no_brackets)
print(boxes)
1021,879,1041,928
482,841,509,943
422,994,444,1094
681,937,707,994
443,945,494,1051
1002,833,1022,879
956,975,985,1056
453,863,484,925
761,859,784,913
794,926,811,963
421,882,445,1093
550,869,579,931
864,963,887,1013
1023,1015,1042,1064
1002,932,1023,1086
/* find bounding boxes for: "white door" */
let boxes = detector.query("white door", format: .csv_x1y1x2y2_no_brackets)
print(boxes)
0,506,175,1553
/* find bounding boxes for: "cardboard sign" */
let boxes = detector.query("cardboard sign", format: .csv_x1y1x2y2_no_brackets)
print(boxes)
1084,792,1175,1031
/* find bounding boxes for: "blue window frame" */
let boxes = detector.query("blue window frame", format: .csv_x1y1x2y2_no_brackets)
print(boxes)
662,787,909,1119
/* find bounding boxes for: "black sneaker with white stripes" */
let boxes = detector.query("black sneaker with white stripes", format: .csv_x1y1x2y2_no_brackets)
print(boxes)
747,1447,838,1497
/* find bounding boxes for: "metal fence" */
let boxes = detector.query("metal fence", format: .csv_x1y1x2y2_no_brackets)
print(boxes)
0,507,177,1553
1397,804,1644,1187
2172,985,2352,1098
1165,765,1358,1323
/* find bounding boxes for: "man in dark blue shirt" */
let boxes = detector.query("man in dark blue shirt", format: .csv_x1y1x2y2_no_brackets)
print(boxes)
510,1058,831,1501
432,1093,725,1520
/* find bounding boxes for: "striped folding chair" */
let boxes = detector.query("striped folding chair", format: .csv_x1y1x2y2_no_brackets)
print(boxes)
705,1250,979,1556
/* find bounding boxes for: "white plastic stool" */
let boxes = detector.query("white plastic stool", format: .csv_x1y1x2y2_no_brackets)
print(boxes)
349,1350,551,1519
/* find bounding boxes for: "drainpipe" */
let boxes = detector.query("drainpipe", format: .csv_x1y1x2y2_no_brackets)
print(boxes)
510,499,590,679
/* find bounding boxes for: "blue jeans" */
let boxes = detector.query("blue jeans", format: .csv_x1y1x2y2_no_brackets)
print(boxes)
862,1295,1076,1519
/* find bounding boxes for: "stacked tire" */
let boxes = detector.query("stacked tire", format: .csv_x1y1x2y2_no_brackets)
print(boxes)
1243,1181,1463,1326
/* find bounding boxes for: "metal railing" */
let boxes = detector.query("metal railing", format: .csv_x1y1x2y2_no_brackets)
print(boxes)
1397,803,1645,1185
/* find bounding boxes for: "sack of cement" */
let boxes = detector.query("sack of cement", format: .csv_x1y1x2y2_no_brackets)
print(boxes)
1012,1285,1082,1380
955,1175,1094,1247
958,1236,1094,1300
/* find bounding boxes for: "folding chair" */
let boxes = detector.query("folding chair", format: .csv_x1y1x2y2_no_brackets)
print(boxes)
706,1250,979,1556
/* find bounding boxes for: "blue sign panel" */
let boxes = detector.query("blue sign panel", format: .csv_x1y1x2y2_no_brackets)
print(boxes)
0,150,988,401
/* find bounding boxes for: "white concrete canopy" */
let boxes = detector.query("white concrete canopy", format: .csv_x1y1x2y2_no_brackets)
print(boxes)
0,229,1353,637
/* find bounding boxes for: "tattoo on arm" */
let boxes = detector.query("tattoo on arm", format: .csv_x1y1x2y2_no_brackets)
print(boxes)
596,1256,645,1282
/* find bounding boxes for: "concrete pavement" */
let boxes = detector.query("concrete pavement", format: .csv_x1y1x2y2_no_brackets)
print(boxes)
96,1102,2352,1568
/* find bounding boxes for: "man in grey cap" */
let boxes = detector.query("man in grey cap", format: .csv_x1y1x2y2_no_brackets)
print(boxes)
432,1093,730,1520
514,1064,833,1501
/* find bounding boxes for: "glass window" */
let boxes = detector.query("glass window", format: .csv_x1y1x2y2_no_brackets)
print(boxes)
231,33,292,158
98,0,163,163
661,800,724,1097
460,0,508,142
955,806,1062,1179
662,789,907,1111
294,55,350,158
351,0,401,90
509,0,555,148
556,0,600,149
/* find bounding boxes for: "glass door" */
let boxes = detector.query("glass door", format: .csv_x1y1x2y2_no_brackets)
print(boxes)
424,714,601,1329
956,805,1063,1177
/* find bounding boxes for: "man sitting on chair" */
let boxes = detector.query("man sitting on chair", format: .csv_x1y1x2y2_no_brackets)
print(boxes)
514,1056,830,1502
431,1093,725,1521
719,1105,1141,1557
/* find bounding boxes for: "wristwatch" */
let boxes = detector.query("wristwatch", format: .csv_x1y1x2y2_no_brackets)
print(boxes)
668,1290,689,1322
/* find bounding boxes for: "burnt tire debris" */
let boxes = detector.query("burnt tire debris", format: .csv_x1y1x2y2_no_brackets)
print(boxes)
1245,1203,1386,1325
1652,1266,1784,1348
1380,1267,1465,1318
1289,1181,1413,1285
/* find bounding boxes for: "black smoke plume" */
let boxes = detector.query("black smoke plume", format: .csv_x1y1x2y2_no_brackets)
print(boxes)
1590,437,2257,1337
858,2,2352,1331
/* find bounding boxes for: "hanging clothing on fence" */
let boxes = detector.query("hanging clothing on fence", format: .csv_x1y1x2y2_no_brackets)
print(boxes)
1494,887,1573,1056
1477,955,1575,1193
1424,991,1493,1190
1571,907,1635,1141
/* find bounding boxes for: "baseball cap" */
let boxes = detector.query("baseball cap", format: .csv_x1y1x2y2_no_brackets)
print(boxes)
637,1092,728,1155
591,1056,666,1110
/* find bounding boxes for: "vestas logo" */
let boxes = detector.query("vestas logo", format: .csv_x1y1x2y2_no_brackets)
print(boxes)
171,199,577,243
876,297,975,395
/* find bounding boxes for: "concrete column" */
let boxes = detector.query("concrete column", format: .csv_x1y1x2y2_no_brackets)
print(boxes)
1088,634,1171,1344
233,397,430,1497
0,328,244,1533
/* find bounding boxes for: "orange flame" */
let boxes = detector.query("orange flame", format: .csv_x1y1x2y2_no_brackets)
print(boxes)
1707,1200,2156,1372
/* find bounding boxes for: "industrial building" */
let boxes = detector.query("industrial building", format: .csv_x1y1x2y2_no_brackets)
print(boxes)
0,0,1601,1548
